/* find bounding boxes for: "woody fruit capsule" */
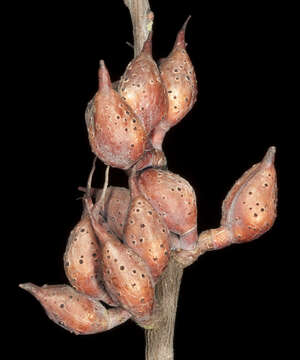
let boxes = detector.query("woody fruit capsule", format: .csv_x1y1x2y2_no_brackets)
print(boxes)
175,147,278,266
63,214,116,306
86,60,147,170
18,283,131,335
138,168,198,250
123,171,170,282
84,177,155,324
151,16,198,150
118,32,168,135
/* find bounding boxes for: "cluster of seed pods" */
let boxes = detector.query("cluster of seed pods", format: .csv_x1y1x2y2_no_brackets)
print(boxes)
19,17,278,336
85,16,197,170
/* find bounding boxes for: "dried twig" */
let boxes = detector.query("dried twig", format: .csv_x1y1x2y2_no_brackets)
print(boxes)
123,0,154,57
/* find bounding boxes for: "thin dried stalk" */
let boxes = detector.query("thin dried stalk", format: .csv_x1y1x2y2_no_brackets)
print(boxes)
145,257,184,360
123,0,154,57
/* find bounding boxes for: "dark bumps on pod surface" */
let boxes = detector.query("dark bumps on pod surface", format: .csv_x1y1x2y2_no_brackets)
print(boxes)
86,60,147,170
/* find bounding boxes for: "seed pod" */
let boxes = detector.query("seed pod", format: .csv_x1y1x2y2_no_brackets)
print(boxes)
78,185,130,240
221,146,277,243
86,60,147,170
138,168,198,250
118,32,168,134
85,197,155,322
96,186,131,239
123,174,170,281
63,215,116,306
151,16,197,149
176,147,278,266
19,283,131,335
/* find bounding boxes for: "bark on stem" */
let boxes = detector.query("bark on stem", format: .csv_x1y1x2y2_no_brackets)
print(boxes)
145,257,184,360
123,0,154,57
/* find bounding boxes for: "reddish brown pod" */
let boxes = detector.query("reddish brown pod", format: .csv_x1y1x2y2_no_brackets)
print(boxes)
151,16,198,149
138,168,198,250
63,215,115,306
221,146,278,244
118,32,168,135
19,283,131,335
96,186,131,239
78,185,130,240
86,60,147,170
182,147,278,263
123,173,170,281
85,197,155,323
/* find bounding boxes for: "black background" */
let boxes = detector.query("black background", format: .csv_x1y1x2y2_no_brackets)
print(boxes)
10,0,291,358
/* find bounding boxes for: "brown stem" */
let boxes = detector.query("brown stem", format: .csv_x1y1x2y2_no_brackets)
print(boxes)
123,0,154,57
174,229,220,268
145,257,184,360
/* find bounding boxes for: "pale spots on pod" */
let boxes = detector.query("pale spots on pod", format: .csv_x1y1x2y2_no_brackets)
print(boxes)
18,283,131,335
138,168,197,250
118,32,168,135
86,60,147,170
221,147,278,243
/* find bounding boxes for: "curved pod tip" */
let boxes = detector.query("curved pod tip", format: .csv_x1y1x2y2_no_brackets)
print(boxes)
19,282,37,294
262,146,276,167
19,283,131,334
175,15,192,48
182,15,192,32
221,146,278,244
98,59,112,90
